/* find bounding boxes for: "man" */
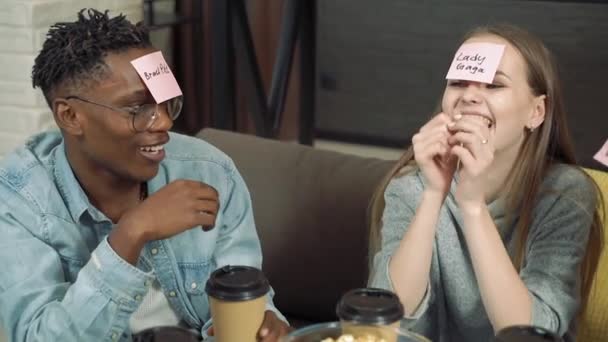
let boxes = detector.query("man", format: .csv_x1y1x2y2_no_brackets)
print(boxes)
0,8,289,341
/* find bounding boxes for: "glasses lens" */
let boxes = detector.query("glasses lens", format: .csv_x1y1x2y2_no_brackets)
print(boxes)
167,96,183,120
133,104,157,132
132,97,183,132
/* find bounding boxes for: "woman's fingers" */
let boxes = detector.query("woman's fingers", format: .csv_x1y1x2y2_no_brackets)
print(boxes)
448,131,485,150
414,120,451,145
449,131,494,177
419,112,453,133
414,129,451,161
450,143,476,170
448,118,490,142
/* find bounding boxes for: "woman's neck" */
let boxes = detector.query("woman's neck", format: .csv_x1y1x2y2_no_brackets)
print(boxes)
481,142,523,203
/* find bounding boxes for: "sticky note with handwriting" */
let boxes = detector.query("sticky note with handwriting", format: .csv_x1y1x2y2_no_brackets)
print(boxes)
131,51,182,103
446,43,505,84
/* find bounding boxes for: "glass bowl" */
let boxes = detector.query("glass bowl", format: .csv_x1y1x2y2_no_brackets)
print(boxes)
281,322,430,342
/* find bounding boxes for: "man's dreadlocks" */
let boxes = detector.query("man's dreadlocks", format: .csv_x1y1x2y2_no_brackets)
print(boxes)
32,8,151,106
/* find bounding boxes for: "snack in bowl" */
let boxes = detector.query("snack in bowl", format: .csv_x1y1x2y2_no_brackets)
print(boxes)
321,334,387,342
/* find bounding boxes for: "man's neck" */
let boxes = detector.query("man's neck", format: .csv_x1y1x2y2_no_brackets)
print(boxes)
65,144,143,223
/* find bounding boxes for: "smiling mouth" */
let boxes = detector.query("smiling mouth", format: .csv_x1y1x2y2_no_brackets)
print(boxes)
139,144,164,153
460,112,494,128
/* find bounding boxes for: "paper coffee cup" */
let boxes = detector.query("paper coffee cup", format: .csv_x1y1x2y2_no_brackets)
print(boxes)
206,265,269,342
336,288,404,342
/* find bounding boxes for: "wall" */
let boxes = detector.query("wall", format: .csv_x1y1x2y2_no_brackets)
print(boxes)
0,0,143,159
316,0,608,168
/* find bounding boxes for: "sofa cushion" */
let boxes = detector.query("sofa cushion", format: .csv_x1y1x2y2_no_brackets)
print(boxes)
578,168,608,342
198,129,395,323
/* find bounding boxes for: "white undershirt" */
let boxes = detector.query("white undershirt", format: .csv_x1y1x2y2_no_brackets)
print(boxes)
129,278,181,334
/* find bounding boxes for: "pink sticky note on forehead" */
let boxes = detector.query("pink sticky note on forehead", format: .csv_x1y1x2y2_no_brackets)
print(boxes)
594,139,608,167
130,51,182,103
445,43,506,84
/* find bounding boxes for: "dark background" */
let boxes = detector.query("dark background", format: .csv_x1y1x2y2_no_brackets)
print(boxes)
314,0,608,168
164,0,607,169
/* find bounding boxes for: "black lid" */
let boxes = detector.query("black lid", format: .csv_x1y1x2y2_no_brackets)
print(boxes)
205,265,269,301
336,288,404,325
494,326,562,342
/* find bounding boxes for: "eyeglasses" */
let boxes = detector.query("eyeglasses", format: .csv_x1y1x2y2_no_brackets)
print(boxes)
64,95,183,132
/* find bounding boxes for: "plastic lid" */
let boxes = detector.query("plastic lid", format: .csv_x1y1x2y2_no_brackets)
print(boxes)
336,288,404,325
205,265,269,301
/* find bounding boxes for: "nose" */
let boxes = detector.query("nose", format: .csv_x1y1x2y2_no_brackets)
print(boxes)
461,82,483,104
148,103,174,132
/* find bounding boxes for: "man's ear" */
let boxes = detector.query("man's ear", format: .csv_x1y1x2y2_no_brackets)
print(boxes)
528,94,546,130
52,98,84,135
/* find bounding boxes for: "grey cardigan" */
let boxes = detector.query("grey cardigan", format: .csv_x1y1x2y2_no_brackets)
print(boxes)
369,164,596,342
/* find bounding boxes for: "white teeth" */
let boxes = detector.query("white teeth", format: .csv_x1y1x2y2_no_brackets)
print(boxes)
139,145,164,153
462,114,493,127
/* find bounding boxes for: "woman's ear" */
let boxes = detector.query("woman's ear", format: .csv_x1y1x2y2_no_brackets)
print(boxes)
52,98,84,135
527,94,546,130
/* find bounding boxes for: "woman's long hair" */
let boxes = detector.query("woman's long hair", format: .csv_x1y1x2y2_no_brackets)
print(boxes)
368,24,604,319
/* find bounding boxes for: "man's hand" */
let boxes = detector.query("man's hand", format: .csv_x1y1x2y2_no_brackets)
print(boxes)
257,310,292,341
109,180,219,264
127,179,219,240
205,311,292,341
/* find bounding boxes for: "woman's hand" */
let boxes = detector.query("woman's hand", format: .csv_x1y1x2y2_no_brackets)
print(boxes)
448,115,494,212
412,113,458,198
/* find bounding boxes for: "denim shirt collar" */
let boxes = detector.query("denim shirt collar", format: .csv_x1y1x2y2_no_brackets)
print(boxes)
53,141,170,224
53,142,109,224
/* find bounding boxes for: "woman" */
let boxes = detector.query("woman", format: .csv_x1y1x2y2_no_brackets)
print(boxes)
368,24,604,342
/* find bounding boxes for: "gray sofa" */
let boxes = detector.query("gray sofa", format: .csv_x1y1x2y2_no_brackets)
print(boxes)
198,128,396,326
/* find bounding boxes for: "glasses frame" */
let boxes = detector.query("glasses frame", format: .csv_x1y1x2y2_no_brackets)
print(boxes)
64,95,182,132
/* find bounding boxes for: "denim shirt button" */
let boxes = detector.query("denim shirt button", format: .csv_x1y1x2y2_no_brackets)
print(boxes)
168,291,177,297
190,282,197,289
150,248,158,255
134,294,142,301
111,332,118,341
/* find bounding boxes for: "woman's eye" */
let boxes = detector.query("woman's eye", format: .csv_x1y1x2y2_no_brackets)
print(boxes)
487,83,504,89
448,81,465,87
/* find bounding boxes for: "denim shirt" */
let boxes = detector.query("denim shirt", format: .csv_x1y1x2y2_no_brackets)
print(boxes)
0,131,284,342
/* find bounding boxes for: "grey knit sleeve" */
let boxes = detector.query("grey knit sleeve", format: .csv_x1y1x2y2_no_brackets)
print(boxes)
520,166,597,335
368,174,431,321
